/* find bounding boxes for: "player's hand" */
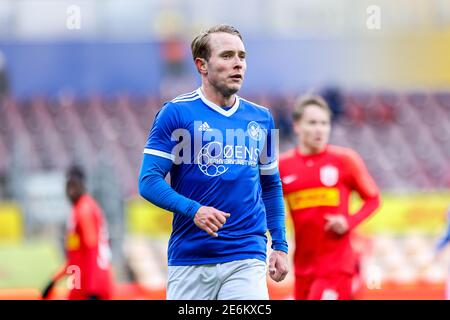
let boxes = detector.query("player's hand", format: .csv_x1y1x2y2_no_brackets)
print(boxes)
193,206,230,237
268,250,289,282
324,214,349,235
41,280,56,300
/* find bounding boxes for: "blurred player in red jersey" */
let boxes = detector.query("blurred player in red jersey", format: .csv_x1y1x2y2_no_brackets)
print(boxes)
41,166,113,300
279,95,381,300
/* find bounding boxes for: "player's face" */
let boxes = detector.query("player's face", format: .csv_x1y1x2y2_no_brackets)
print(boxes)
66,178,84,204
204,32,246,97
294,105,331,152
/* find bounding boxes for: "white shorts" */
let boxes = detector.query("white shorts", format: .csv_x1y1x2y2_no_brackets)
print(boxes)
166,258,269,300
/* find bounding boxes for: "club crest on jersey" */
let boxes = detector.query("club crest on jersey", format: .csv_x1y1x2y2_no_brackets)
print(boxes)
247,121,263,141
320,165,339,186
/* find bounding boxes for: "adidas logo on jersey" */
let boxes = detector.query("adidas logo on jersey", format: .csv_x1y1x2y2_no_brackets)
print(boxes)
198,122,212,132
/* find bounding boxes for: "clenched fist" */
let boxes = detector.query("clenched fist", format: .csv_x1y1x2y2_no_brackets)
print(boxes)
268,250,289,282
194,206,231,237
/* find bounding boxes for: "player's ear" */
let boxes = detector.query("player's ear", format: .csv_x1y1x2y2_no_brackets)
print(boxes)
195,57,207,75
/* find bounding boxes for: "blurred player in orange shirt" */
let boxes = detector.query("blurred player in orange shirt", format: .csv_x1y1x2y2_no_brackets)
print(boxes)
42,166,114,300
279,95,381,300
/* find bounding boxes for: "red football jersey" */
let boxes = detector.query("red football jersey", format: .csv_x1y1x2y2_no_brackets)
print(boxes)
65,194,113,299
279,145,380,277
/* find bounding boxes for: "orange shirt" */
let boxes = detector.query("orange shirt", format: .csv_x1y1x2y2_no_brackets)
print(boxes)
279,145,380,277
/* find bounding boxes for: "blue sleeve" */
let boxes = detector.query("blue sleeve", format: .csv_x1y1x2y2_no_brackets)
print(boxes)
261,171,288,253
260,111,288,253
139,103,202,218
139,154,202,219
436,210,450,252
143,103,179,161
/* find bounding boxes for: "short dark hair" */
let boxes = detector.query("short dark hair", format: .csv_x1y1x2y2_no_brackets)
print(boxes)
66,165,85,182
292,94,332,121
191,24,243,62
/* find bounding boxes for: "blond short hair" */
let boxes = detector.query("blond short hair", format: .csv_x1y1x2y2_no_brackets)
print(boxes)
191,24,243,62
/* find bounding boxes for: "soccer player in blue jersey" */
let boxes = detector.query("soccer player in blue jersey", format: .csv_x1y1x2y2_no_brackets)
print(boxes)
139,24,288,300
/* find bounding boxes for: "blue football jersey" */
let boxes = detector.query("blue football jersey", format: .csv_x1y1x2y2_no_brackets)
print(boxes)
144,88,279,266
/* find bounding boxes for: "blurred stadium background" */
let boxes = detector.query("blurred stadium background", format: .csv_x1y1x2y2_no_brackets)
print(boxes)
0,0,449,299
